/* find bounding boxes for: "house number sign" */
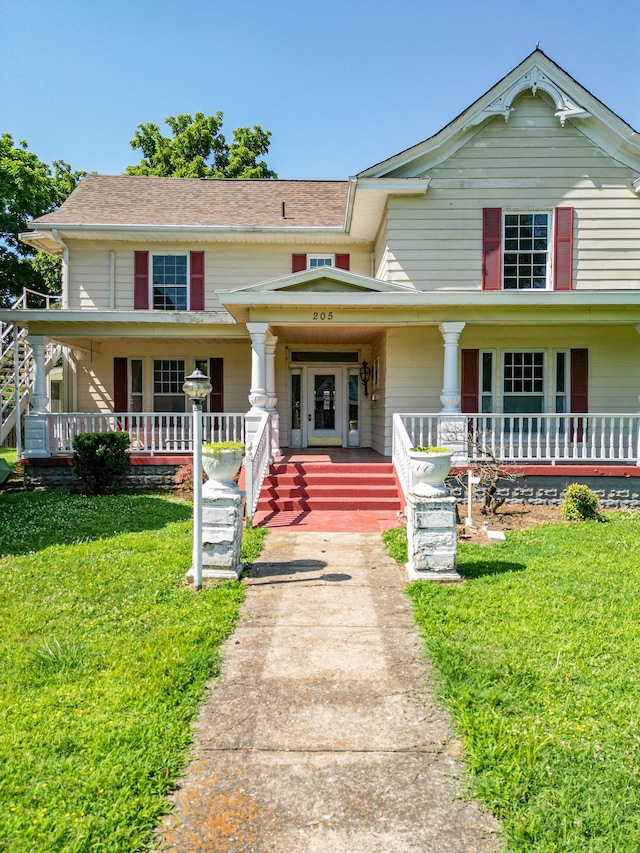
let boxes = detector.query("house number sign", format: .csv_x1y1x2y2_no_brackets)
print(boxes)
312,311,334,321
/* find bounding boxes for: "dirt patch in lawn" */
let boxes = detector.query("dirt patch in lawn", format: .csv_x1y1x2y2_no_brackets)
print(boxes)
458,502,565,544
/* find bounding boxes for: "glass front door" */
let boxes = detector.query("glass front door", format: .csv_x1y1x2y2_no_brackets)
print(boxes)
307,369,343,445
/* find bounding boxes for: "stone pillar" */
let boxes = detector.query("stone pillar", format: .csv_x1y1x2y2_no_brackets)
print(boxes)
438,322,467,461
265,331,281,458
405,493,460,582
23,335,50,458
187,480,245,584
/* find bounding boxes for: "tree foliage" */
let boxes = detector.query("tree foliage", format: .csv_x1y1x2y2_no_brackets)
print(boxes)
0,134,83,305
125,112,277,179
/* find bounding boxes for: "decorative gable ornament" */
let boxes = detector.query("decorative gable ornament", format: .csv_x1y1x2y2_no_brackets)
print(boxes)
472,64,592,127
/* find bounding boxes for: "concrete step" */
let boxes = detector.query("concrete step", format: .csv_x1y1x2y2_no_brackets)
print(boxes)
257,496,402,512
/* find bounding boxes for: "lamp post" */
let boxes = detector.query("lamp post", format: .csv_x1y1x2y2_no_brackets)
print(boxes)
183,368,212,591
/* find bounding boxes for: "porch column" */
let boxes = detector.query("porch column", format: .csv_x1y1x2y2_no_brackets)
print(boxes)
438,322,467,461
438,322,466,414
23,334,50,458
246,322,270,448
265,331,281,457
247,322,269,412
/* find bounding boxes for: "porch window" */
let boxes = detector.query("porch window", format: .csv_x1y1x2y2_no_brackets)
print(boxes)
152,254,188,310
153,359,186,412
503,213,549,290
130,359,143,412
503,351,545,413
554,351,569,413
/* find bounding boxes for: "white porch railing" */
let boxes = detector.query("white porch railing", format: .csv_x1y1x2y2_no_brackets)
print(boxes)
244,411,272,527
394,412,640,497
45,412,245,454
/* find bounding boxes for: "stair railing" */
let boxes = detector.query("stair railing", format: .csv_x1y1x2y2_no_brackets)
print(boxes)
244,411,272,527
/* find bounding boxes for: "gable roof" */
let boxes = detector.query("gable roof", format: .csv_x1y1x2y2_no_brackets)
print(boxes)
356,49,640,179
32,175,348,228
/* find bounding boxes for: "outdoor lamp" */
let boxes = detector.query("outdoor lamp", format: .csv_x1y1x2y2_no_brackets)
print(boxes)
183,368,212,591
359,360,371,397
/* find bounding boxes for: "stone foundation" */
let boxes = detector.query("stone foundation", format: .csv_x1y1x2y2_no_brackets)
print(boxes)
21,455,188,490
447,471,640,509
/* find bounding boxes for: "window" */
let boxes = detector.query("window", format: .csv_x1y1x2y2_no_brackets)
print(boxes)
130,359,143,412
307,254,334,269
152,254,188,310
153,359,186,412
503,213,549,290
480,351,494,413
503,352,545,413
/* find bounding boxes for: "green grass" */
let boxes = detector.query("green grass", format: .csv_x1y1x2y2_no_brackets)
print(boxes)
0,446,18,467
0,490,264,853
391,514,640,852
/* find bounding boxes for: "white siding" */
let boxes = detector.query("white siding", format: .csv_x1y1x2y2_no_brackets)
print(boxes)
68,241,373,311
384,94,640,291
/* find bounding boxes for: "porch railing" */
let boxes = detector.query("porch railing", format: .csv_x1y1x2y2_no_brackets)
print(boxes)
45,412,245,455
394,412,640,497
244,411,272,527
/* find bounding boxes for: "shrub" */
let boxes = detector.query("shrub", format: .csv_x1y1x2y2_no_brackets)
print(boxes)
561,483,601,521
73,432,130,495
173,462,205,498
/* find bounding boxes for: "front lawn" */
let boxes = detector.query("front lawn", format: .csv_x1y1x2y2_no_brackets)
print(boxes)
400,514,640,852
0,490,260,853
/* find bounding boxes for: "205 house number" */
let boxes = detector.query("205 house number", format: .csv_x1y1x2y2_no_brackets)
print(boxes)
312,311,334,321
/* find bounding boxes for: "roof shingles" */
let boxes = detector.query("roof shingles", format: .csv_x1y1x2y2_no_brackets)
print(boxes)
33,175,348,229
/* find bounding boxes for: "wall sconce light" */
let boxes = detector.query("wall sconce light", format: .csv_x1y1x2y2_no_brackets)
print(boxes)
359,360,371,397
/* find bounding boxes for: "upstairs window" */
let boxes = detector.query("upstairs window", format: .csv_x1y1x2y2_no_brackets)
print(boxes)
152,254,188,310
503,213,549,290
482,207,573,291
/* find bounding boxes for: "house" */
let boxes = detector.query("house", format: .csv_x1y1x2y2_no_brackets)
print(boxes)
2,49,640,515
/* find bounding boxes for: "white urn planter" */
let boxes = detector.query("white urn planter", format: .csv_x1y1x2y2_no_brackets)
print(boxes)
409,447,453,497
202,443,245,491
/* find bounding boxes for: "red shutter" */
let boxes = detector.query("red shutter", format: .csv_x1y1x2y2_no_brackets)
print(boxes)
209,358,224,412
570,348,588,442
134,251,149,310
482,208,502,291
292,254,307,273
461,350,479,412
570,349,588,413
335,254,350,270
190,251,205,310
553,207,574,291
114,358,128,412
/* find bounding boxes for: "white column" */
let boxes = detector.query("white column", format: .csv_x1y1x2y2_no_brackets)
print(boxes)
246,322,269,413
265,331,281,457
24,334,50,457
438,322,466,414
29,335,49,413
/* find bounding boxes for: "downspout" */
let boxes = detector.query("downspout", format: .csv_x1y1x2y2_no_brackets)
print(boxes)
50,229,70,308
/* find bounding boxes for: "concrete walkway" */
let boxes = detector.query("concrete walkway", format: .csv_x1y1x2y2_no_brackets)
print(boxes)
157,531,503,852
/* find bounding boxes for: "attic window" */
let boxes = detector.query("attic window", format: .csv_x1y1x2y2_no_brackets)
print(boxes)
308,254,334,269
503,213,549,290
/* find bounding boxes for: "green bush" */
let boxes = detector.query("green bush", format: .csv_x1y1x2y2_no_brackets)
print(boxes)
73,432,131,494
560,482,601,521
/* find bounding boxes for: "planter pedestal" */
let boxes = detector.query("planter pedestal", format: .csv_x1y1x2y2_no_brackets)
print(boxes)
186,485,245,585
405,493,460,583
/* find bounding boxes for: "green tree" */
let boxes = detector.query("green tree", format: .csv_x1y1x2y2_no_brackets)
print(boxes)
125,112,277,179
0,134,83,306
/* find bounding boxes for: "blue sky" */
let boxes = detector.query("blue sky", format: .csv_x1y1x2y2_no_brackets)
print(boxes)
2,0,639,180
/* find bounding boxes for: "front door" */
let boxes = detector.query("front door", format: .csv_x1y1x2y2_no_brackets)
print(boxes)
308,369,343,446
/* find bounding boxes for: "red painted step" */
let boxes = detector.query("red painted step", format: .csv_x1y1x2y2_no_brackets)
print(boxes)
255,461,403,515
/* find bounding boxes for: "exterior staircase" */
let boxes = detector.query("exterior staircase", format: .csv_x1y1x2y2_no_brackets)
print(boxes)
1,290,61,447
252,453,404,531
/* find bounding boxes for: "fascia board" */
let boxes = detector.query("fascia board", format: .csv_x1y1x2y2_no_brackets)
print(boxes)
218,290,640,309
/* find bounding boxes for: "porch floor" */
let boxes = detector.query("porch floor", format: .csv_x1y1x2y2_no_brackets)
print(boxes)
252,447,405,532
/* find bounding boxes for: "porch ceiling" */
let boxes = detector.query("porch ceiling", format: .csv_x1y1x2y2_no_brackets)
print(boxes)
271,323,381,345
